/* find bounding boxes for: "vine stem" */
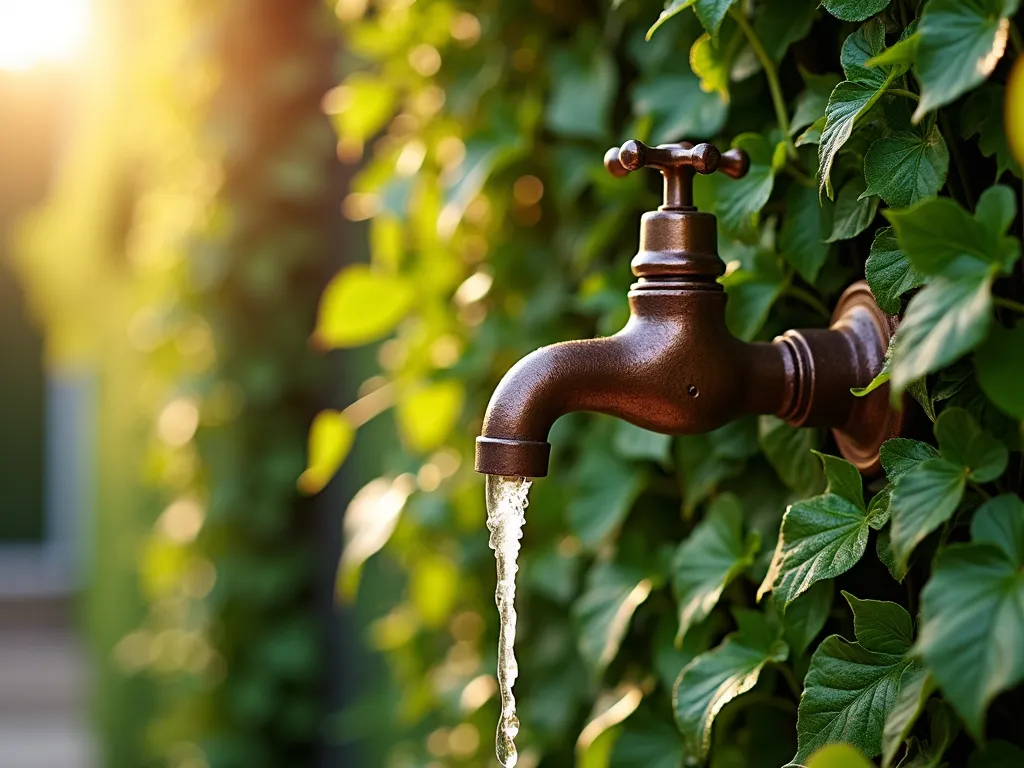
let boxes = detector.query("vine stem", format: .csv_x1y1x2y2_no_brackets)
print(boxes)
785,284,830,319
994,296,1024,314
888,88,919,101
773,662,803,701
969,480,992,501
729,6,796,159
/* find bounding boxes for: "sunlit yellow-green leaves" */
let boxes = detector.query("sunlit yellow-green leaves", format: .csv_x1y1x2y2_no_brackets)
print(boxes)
1007,56,1024,167
673,610,787,758
396,379,464,453
793,594,919,763
913,0,1020,120
313,264,413,348
806,743,875,768
916,494,1024,737
326,72,397,142
298,409,355,494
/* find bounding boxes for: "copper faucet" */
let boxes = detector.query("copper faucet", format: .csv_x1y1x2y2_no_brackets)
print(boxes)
475,140,901,478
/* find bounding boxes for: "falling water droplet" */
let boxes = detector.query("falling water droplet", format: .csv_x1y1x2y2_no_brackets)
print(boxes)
485,474,532,768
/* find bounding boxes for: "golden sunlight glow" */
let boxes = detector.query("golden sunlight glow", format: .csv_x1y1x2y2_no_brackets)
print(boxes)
0,0,91,71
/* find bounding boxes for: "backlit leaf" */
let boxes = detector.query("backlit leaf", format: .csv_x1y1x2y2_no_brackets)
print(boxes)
313,265,413,348
298,410,355,494
396,380,464,453
806,744,876,767
913,0,1019,120
574,561,654,674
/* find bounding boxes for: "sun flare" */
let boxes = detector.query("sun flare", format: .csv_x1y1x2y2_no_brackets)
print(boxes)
0,0,91,72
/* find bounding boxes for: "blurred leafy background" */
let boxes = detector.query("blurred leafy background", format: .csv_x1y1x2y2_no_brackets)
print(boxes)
2,0,1024,767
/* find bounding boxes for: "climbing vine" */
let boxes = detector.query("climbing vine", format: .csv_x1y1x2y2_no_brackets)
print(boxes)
322,0,1024,765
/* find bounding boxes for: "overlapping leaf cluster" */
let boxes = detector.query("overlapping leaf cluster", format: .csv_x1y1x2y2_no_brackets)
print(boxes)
325,0,1024,765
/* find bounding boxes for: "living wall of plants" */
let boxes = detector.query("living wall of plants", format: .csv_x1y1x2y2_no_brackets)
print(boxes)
323,0,1024,766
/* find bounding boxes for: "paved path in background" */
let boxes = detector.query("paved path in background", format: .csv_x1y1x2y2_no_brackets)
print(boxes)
0,600,94,768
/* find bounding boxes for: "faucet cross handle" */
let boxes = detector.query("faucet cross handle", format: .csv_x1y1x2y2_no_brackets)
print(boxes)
603,139,750,210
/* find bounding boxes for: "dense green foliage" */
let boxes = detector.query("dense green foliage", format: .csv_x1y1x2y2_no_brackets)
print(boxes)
325,0,1024,765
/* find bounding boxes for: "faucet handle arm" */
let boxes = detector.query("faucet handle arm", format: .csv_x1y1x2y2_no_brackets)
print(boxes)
603,139,749,209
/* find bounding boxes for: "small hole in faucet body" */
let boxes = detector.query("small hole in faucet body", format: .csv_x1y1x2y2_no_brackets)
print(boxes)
688,385,699,397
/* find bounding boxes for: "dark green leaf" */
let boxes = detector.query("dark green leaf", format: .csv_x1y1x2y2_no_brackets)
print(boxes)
979,340,1024,431
781,183,833,283
863,126,948,208
969,740,1024,767
574,561,654,674
674,610,788,757
865,227,925,315
614,421,673,465
915,494,1024,738
934,406,1009,482
758,417,824,497
880,438,940,483
888,457,966,568
547,44,618,140
819,20,899,197
890,274,994,394
825,176,879,242
822,0,891,22
672,494,760,642
632,73,728,145
813,451,866,511
962,84,1023,179
877,525,909,582
609,716,688,768
569,447,645,548
882,666,935,768
709,132,780,233
792,71,843,136
914,0,1020,120
793,596,917,761
721,268,787,341
758,492,885,607
779,578,835,658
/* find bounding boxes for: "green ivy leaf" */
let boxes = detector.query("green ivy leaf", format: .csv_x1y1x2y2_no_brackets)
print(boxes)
569,445,646,548
882,666,936,768
876,527,909,582
672,494,760,642
614,421,673,465
632,73,729,145
812,450,866,511
974,322,1024,420
863,125,949,208
884,190,1021,278
934,405,1009,481
822,0,891,22
779,578,835,658
915,494,1024,738
865,227,925,315
690,32,731,100
888,408,1007,567
866,29,920,69
673,610,788,757
758,454,883,607
793,594,918,762
710,132,781,233
609,716,688,768
720,266,787,341
781,181,833,284
913,0,1020,121
888,458,966,568
881,438,941,482
962,84,1023,179
758,417,824,497
546,43,618,139
792,71,843,136
889,274,994,394
574,561,654,674
825,176,880,242
819,20,902,197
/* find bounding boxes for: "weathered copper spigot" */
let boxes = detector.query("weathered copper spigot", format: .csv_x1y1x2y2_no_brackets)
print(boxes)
475,140,900,478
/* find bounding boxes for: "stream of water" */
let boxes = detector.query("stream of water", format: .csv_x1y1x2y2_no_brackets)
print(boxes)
484,474,532,768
